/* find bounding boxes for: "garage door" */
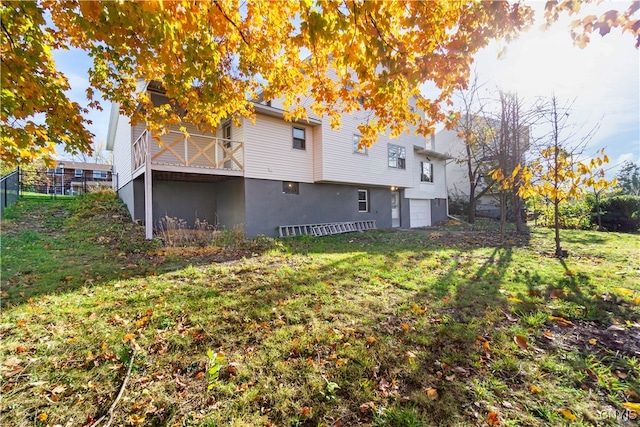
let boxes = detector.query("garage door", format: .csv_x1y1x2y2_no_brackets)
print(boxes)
409,199,431,228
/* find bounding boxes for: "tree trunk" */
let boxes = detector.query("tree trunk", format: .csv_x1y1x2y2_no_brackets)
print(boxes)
513,191,525,233
500,190,507,243
595,192,602,231
554,197,562,257
468,184,477,224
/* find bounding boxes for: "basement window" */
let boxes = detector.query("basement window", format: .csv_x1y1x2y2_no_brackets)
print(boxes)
283,181,299,195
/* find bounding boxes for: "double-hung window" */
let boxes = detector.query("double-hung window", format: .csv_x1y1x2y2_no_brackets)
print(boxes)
353,135,367,154
93,170,108,179
358,189,369,212
293,127,306,150
420,161,433,183
75,169,83,178
388,144,406,169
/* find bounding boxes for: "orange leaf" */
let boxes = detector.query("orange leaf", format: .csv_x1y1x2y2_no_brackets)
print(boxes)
366,336,377,344
560,409,577,421
529,385,542,394
37,413,48,422
487,411,501,425
300,406,312,416
514,335,528,350
123,333,136,342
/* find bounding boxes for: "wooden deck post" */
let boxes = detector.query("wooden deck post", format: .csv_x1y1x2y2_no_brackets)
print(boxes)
144,132,153,239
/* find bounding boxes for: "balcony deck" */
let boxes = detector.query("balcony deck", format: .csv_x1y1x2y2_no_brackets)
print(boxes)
132,128,244,178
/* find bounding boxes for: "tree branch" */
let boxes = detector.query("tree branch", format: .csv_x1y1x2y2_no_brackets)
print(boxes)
90,348,137,427
213,1,249,46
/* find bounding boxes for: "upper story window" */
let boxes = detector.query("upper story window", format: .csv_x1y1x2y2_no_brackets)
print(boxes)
388,144,406,169
353,135,367,154
420,161,433,183
75,169,83,178
93,170,108,179
48,168,63,175
223,122,232,140
293,127,306,150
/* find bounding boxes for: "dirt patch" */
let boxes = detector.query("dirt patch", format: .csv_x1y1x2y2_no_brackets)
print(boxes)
537,321,640,360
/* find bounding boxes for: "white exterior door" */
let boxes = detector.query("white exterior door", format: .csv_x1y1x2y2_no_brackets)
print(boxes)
391,191,400,227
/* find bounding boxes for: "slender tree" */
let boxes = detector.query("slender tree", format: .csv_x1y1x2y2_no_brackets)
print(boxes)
453,77,497,224
520,96,614,257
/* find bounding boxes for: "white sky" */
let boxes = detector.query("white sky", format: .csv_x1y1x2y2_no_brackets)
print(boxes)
53,1,639,178
467,1,640,179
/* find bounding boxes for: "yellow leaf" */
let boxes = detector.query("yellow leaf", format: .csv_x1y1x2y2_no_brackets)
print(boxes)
614,287,633,296
588,339,597,345
529,385,542,394
37,413,48,422
425,387,438,400
123,333,136,342
560,409,577,421
622,402,640,411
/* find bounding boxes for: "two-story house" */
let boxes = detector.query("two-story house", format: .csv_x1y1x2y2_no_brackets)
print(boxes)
106,79,450,238
46,161,113,195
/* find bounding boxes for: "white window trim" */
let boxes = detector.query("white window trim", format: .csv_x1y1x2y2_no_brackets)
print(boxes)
74,169,83,178
353,135,367,154
358,189,369,212
421,161,434,183
293,126,306,150
388,144,406,169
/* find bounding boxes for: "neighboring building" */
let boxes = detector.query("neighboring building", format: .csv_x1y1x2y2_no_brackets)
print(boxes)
106,79,451,238
432,128,500,218
45,161,113,195
433,122,530,219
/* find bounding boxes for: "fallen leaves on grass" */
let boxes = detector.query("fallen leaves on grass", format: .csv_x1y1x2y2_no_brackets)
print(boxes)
560,408,577,421
487,411,501,425
528,385,542,394
514,335,528,350
423,387,438,400
623,402,640,411
549,315,573,327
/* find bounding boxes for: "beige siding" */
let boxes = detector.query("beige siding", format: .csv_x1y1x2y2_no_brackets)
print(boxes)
316,117,422,188
243,114,314,183
404,156,448,200
112,115,133,188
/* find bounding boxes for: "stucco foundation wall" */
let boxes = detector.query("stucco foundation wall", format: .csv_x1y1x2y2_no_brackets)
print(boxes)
400,191,411,228
431,198,448,224
133,178,145,223
215,178,246,233
243,178,392,238
117,180,136,221
151,180,217,227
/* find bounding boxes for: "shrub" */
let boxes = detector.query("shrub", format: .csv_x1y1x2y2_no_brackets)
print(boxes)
597,195,640,232
534,198,593,230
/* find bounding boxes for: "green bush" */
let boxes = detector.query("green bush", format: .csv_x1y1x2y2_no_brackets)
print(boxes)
596,195,640,232
534,198,594,230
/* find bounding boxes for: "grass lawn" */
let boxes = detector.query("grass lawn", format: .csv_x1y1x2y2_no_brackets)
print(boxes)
1,193,639,426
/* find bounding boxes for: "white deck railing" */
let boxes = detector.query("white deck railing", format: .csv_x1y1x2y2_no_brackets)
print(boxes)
132,129,244,173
